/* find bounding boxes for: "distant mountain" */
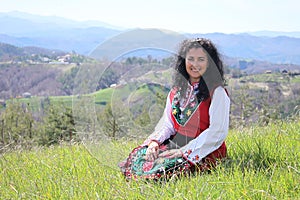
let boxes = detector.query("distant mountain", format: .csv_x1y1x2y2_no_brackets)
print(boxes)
0,11,122,54
246,31,300,38
0,43,24,59
89,28,186,60
0,42,65,61
0,11,124,35
2,41,299,74
187,32,300,65
91,29,300,65
1,11,300,65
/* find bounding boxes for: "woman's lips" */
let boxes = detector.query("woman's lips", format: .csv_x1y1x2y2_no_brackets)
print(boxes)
191,67,201,72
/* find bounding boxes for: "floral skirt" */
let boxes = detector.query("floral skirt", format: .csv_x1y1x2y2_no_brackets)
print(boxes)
118,140,227,181
118,145,194,181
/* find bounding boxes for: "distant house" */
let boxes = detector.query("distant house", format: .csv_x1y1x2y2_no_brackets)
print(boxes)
265,70,272,74
42,57,50,62
281,69,288,74
57,54,71,63
22,92,31,98
0,99,5,107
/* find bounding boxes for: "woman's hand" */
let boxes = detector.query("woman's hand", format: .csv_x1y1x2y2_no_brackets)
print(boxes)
159,149,183,159
145,141,159,161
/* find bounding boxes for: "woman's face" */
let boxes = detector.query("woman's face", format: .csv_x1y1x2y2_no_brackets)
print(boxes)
185,47,208,83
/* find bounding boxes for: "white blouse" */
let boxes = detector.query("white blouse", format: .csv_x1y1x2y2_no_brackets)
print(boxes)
144,86,230,164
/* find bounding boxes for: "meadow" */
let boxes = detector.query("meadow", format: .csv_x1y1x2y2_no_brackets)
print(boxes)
0,119,299,199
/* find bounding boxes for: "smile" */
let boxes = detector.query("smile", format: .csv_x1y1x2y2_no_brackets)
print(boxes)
191,67,201,72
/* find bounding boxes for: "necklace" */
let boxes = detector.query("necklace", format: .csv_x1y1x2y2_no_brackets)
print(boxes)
172,83,200,125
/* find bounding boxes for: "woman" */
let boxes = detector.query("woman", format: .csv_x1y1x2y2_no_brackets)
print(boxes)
119,38,230,181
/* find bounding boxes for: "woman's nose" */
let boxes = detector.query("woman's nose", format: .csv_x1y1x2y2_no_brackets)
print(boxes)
191,60,200,66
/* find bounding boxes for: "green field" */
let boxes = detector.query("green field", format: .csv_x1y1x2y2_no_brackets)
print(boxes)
0,120,299,199
11,82,168,112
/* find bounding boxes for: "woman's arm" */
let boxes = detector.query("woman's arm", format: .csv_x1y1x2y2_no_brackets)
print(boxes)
142,91,176,146
181,86,230,164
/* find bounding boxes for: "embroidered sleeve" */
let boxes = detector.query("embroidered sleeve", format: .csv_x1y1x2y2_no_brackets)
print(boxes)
142,91,176,146
181,86,230,164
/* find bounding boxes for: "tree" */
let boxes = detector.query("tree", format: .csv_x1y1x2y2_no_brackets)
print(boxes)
40,103,76,145
0,101,34,147
230,85,255,126
99,103,125,139
59,66,80,95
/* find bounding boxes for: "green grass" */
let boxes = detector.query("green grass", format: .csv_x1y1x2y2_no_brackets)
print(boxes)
291,75,300,83
0,120,299,199
9,83,166,111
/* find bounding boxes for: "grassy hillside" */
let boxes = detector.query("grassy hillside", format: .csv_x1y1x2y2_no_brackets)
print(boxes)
0,120,299,199
14,79,168,108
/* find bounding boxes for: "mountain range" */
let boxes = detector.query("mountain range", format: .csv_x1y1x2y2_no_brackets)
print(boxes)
1,11,300,65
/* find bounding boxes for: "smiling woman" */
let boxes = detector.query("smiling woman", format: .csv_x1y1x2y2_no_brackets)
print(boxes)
185,48,208,82
119,38,230,181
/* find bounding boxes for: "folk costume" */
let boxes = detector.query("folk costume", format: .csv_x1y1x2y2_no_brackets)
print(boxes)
119,82,230,181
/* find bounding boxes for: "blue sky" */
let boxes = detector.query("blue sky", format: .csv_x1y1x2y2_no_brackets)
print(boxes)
1,0,299,33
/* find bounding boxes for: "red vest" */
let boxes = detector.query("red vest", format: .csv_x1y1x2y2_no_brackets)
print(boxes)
169,88,227,164
169,88,211,138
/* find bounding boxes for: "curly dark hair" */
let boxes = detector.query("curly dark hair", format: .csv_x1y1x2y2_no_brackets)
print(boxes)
173,38,225,101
